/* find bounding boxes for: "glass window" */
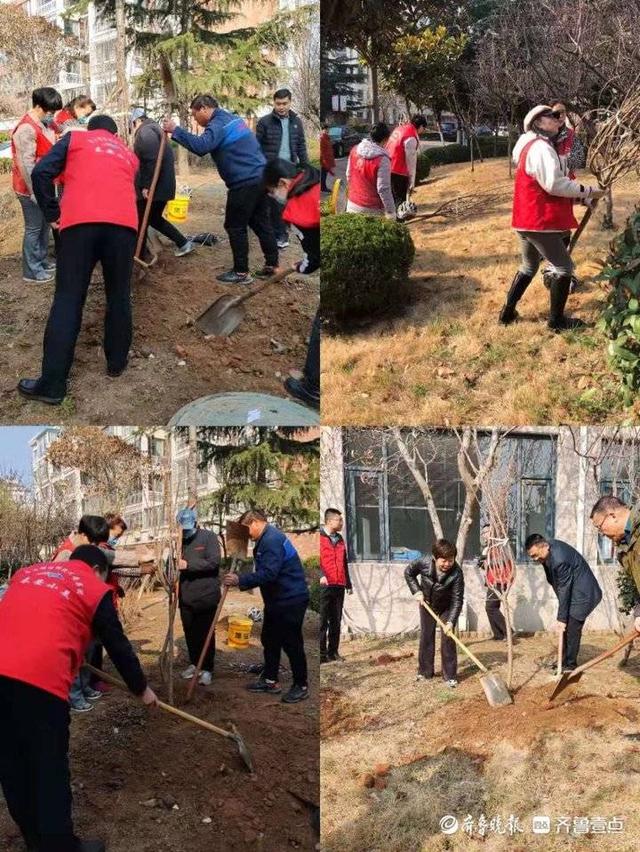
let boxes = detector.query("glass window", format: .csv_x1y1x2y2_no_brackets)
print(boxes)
348,469,383,561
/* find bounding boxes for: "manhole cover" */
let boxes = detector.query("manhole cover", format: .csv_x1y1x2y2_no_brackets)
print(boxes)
168,392,318,426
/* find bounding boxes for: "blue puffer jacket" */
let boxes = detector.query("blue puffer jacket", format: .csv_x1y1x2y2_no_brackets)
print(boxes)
238,524,309,606
171,108,266,189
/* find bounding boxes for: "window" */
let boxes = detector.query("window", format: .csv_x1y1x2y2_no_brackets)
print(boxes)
597,439,640,560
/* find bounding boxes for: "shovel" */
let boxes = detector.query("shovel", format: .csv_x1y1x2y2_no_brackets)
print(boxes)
185,585,228,702
556,630,563,679
419,600,512,707
195,266,294,336
547,630,638,702
83,663,254,772
134,130,167,273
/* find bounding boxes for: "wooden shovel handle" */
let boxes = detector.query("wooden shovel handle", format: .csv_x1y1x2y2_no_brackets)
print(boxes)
232,266,296,307
569,199,599,254
419,599,488,673
186,585,228,701
134,130,167,261
570,630,638,677
83,663,235,740
557,631,563,678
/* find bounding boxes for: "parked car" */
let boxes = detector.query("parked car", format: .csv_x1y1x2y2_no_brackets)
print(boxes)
328,126,362,158
0,141,13,160
440,120,458,141
474,125,495,137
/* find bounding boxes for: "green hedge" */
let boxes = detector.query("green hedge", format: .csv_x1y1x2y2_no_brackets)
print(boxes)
416,151,432,182
0,131,10,143
416,136,515,182
321,213,415,325
0,159,12,175
304,555,321,614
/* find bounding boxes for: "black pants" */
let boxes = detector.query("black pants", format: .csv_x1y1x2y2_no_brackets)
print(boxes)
0,676,81,852
262,598,308,686
486,587,507,639
418,605,457,680
269,194,289,242
136,199,187,250
40,223,136,396
224,182,278,273
390,173,410,207
180,599,220,672
304,309,320,394
88,642,104,688
320,586,345,659
564,616,585,670
320,167,330,192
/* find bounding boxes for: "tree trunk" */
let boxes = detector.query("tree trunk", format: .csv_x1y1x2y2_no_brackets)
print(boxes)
114,0,129,143
601,185,614,230
503,594,514,688
370,63,379,124
508,106,515,179
188,426,198,504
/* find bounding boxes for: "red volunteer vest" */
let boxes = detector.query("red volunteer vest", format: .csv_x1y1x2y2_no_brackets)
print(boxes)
485,546,515,588
11,114,54,195
347,147,385,210
386,123,419,176
59,130,139,232
51,535,76,561
0,560,109,700
320,533,348,586
282,174,321,229
512,138,578,232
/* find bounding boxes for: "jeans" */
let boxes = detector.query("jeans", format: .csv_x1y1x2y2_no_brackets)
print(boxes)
261,598,309,686
224,182,278,273
320,586,345,659
0,676,80,852
39,223,136,396
17,193,50,279
69,640,96,705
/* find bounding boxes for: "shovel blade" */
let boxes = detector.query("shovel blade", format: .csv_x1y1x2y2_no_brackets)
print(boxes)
547,670,583,702
231,724,254,773
479,672,513,707
195,295,245,336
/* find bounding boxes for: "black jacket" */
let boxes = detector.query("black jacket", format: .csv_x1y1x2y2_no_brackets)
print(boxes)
404,558,465,624
178,528,221,611
256,109,308,166
133,118,176,202
542,539,602,622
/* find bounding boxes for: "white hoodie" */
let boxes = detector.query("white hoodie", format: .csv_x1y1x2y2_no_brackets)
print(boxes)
346,138,396,216
512,131,597,201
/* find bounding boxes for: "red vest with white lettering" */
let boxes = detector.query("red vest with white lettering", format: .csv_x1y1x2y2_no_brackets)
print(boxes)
512,138,578,232
347,147,385,210
386,123,419,176
0,560,109,700
59,130,139,232
10,114,54,196
282,173,321,229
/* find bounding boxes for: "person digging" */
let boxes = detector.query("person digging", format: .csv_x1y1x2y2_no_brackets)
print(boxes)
499,105,605,331
0,545,158,852
526,533,602,672
404,539,465,688
176,504,222,688
223,509,310,703
591,495,640,635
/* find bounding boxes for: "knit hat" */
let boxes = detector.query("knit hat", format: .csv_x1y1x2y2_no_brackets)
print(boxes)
523,105,554,133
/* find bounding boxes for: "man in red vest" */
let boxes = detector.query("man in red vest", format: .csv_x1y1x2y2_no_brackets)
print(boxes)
11,87,62,283
263,158,320,409
319,508,352,663
0,545,158,852
18,114,140,406
346,123,396,218
386,114,427,209
500,104,604,331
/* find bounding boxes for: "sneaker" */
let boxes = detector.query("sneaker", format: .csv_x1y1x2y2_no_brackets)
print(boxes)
254,265,278,279
84,688,103,701
71,699,94,713
277,239,289,249
174,240,195,257
95,681,112,694
198,670,213,686
181,664,197,680
282,684,309,704
43,262,56,272
23,273,54,283
216,270,254,285
246,677,281,694
445,679,458,689
247,663,264,674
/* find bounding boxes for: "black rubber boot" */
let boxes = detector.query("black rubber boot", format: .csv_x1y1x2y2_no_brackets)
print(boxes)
498,271,533,324
548,274,587,331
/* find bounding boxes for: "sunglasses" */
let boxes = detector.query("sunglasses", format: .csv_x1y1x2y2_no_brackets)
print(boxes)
539,110,563,120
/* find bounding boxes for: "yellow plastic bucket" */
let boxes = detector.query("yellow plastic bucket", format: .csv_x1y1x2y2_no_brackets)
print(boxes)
227,615,253,649
165,195,190,222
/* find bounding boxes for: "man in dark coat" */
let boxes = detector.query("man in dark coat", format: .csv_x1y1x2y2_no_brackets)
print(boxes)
404,539,465,687
256,88,308,249
130,108,194,261
526,533,602,671
176,505,221,686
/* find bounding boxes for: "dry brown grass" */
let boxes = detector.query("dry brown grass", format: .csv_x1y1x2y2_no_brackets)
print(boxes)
321,632,640,851
321,159,640,426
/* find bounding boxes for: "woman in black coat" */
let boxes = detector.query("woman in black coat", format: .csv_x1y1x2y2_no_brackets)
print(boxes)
404,538,465,687
130,109,194,260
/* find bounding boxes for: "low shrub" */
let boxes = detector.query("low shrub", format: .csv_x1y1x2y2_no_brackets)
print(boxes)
321,213,415,325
